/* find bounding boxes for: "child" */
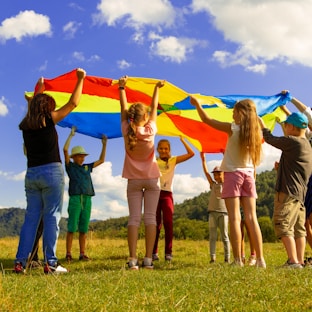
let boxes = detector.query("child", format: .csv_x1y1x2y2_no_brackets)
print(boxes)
119,75,164,270
280,93,312,253
191,96,266,268
153,137,194,261
259,112,312,268
63,127,107,262
200,153,230,264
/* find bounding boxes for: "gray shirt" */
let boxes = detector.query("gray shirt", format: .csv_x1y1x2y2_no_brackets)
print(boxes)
262,128,312,204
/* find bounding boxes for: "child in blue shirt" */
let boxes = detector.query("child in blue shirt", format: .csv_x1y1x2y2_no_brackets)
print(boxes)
63,127,107,262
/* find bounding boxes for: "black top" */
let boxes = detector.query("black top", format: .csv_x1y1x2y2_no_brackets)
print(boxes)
22,117,61,168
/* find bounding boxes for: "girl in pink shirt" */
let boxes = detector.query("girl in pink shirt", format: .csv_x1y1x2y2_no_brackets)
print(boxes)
119,76,165,270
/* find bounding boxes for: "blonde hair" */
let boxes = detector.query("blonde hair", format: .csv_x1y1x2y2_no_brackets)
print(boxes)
234,99,262,166
126,103,147,150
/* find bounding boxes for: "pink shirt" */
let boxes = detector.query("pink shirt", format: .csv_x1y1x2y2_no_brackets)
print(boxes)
121,120,160,179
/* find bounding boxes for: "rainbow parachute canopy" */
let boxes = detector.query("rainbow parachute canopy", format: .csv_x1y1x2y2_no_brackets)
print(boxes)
25,69,291,153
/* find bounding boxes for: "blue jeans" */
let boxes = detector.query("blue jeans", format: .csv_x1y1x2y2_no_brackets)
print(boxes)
15,162,64,267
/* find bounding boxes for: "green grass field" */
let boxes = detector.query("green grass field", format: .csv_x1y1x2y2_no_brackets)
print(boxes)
1,237,312,312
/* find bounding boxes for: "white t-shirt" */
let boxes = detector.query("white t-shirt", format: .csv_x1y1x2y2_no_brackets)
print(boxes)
157,156,177,192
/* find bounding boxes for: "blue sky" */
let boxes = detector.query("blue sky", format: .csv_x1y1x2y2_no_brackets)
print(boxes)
1,0,311,220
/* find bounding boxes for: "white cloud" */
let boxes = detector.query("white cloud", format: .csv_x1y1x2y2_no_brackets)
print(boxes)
63,21,81,39
0,10,52,43
191,0,312,70
38,60,48,72
71,51,101,63
72,51,85,62
0,170,25,181
149,32,207,63
93,0,176,29
0,96,9,116
117,59,131,70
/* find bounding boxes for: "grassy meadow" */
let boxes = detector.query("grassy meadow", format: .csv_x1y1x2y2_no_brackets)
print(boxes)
1,236,312,312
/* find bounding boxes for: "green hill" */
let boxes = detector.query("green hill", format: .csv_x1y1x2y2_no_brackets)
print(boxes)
0,169,277,240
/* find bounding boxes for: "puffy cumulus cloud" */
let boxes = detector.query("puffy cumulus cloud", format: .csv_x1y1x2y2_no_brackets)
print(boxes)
0,96,9,116
191,0,312,71
172,174,208,203
0,10,51,43
93,0,176,29
63,21,81,39
149,32,207,63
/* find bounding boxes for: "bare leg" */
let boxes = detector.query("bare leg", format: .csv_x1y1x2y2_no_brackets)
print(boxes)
145,224,156,258
281,236,299,263
225,197,242,262
66,232,74,255
128,225,138,259
79,232,87,254
295,236,306,264
241,197,264,261
305,218,312,249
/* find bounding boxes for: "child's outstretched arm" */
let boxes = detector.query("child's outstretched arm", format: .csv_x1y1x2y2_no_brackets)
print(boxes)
63,126,76,164
176,136,195,164
52,68,86,124
94,135,108,168
150,80,165,122
119,76,128,122
200,152,213,187
190,96,231,134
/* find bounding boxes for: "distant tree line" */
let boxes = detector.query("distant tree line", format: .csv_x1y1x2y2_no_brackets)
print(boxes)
0,170,278,242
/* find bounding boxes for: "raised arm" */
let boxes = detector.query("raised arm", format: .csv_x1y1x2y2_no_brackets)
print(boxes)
93,135,107,168
200,152,213,187
190,96,231,134
51,68,86,124
63,126,76,164
118,76,128,122
150,80,165,122
176,136,195,164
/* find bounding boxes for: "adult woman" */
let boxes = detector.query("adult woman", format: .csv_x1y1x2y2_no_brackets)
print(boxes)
14,68,86,274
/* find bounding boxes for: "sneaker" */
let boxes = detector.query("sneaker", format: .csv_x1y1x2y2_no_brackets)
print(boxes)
248,257,257,266
79,254,90,261
224,259,230,263
209,259,216,264
14,262,25,274
142,257,154,269
152,253,159,261
165,254,173,261
44,262,68,274
127,259,139,270
281,260,303,269
66,254,73,263
256,259,266,268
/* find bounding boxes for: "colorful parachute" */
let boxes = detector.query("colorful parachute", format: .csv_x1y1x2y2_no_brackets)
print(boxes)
26,69,291,153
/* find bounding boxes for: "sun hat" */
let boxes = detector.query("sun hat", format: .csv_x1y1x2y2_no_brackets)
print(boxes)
284,112,308,129
211,166,222,173
70,146,88,157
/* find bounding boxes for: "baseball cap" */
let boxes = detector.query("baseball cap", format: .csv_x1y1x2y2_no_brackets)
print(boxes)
284,112,308,129
211,166,222,173
70,146,88,157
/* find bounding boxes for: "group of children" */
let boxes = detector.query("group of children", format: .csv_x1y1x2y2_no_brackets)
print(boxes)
17,71,312,273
